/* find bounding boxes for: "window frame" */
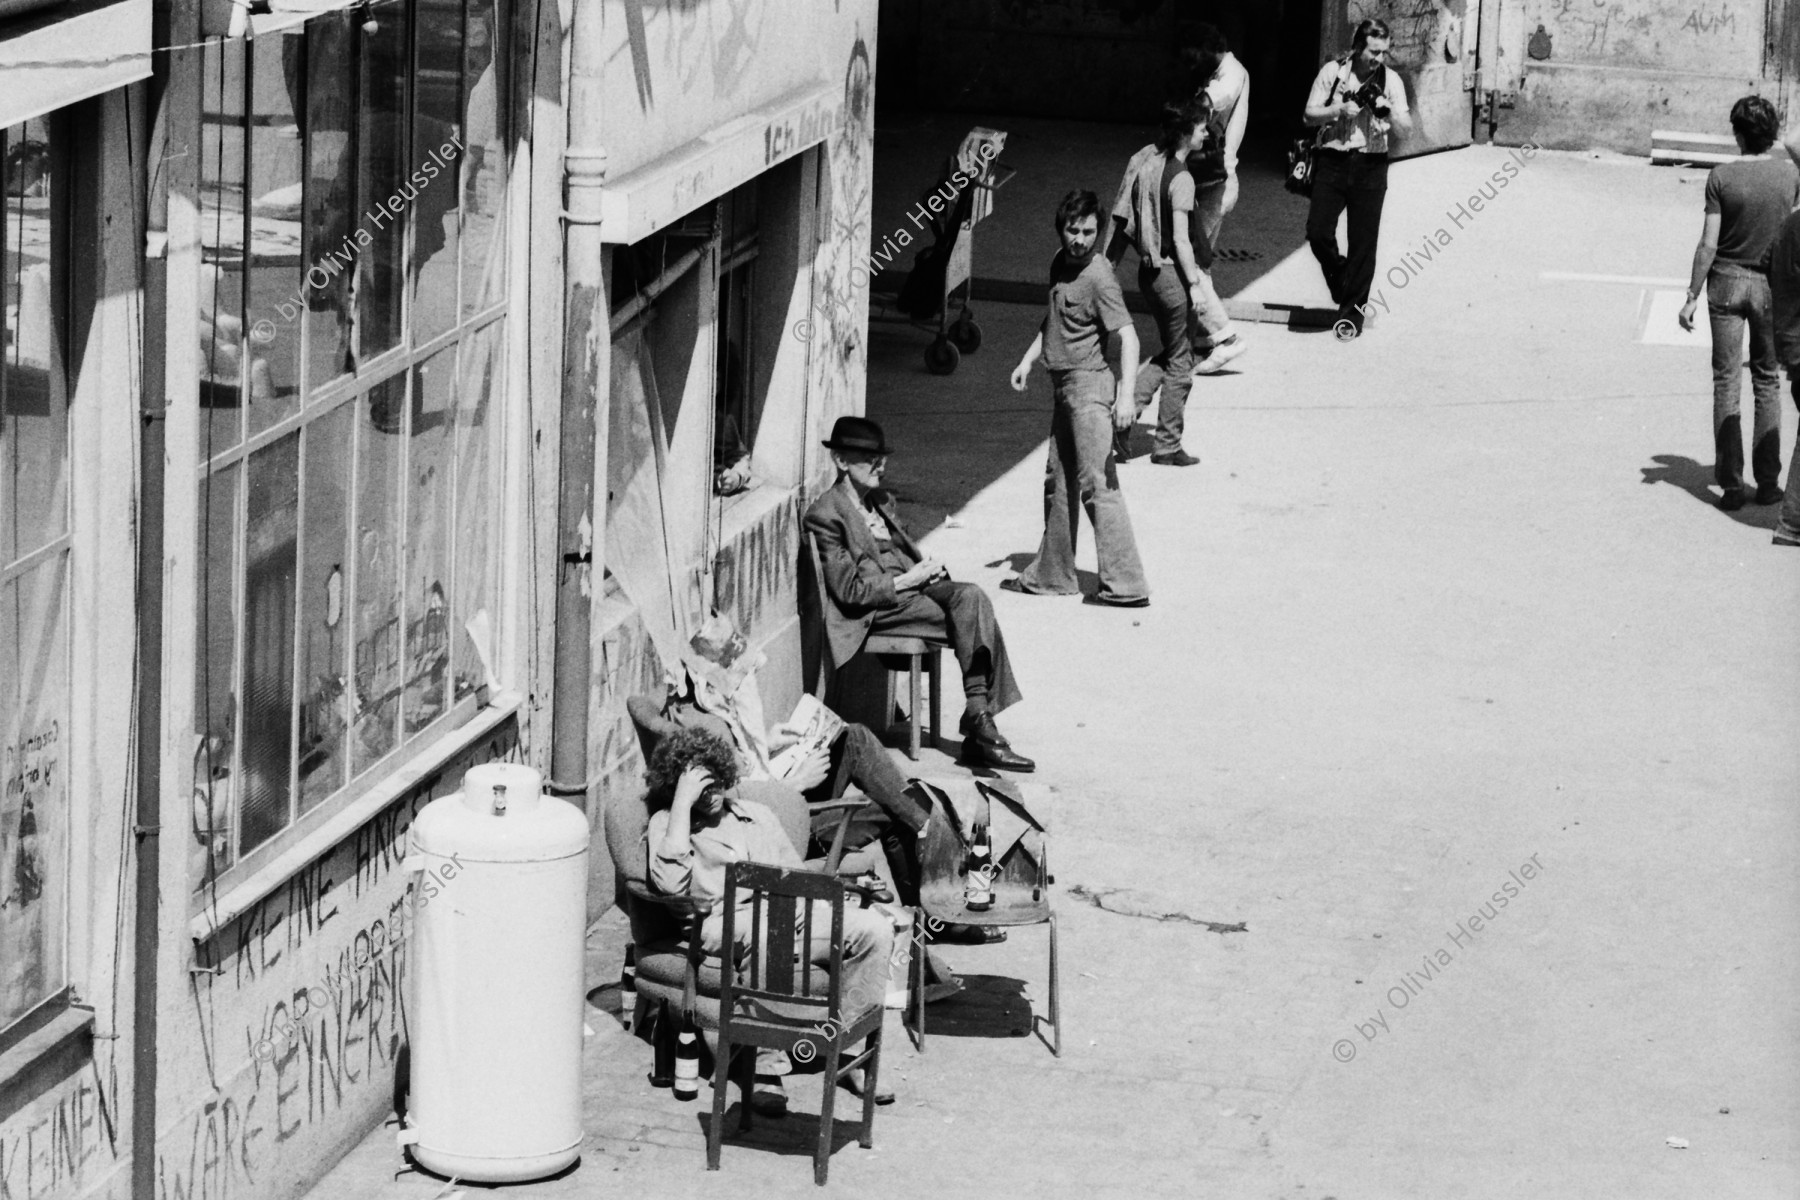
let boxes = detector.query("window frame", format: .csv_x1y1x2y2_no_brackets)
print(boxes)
0,110,74,1044
188,0,509,914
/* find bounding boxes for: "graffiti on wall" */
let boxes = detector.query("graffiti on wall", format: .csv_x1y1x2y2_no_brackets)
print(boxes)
1533,0,1758,69
0,1060,119,1200
810,32,874,433
157,724,517,1200
710,496,801,645
620,0,768,111
1348,1,1465,65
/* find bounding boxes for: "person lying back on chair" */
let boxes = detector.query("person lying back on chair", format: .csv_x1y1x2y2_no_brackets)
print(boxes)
661,613,1004,949
805,415,1035,773
646,727,896,1113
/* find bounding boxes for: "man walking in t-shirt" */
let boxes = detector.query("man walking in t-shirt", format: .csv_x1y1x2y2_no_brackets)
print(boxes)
1005,191,1151,607
1678,95,1798,511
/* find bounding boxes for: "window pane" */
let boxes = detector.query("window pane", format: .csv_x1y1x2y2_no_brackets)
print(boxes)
351,380,404,774
452,322,500,703
297,404,352,811
3,117,69,567
0,555,68,1030
357,3,410,362
200,40,247,456
460,0,503,318
239,436,299,856
193,465,239,888
304,12,356,391
404,349,453,734
413,0,463,343
244,32,305,434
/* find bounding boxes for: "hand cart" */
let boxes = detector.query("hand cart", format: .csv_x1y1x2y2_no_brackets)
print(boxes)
872,127,1014,375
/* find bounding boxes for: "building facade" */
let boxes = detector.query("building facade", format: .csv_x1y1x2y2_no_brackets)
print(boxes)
0,0,879,1196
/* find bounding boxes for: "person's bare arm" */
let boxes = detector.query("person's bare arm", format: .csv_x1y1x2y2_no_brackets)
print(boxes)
1785,123,1800,167
1679,212,1722,331
1171,203,1204,291
1012,328,1045,391
1223,70,1249,179
1106,324,1140,431
649,765,713,895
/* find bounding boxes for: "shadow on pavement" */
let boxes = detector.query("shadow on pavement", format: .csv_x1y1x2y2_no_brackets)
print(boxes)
916,973,1036,1041
1640,454,1781,530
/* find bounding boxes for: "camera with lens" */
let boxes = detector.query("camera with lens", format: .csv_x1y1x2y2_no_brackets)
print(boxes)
1351,75,1391,118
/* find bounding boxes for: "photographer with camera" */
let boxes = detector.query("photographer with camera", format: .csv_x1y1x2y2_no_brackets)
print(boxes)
1303,19,1412,338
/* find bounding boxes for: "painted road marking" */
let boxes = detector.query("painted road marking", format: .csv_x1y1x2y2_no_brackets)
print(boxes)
1638,288,1735,348
1542,271,1688,287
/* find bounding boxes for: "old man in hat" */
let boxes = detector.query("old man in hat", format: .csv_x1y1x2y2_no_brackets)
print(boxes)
804,416,1032,772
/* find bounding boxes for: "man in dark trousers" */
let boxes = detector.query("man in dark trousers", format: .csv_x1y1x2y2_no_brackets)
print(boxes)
1304,18,1411,338
1007,189,1152,604
805,417,1034,772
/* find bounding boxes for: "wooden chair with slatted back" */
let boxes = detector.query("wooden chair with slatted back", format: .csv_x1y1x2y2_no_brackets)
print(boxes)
706,861,886,1186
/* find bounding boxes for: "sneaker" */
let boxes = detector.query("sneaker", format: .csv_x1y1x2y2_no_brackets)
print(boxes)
1774,532,1800,546
1754,482,1784,505
1719,488,1747,512
1192,334,1247,375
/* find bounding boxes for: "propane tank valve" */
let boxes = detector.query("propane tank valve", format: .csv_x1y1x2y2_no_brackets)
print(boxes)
492,783,508,816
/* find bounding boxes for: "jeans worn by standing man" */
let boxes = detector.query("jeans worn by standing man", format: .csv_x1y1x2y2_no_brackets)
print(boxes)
1304,19,1412,338
1007,190,1151,607
1679,95,1798,511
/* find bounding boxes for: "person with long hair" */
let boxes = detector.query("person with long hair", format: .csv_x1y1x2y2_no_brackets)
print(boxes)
1104,99,1244,466
1007,190,1151,605
1678,95,1797,510
1182,23,1250,252
1303,18,1412,338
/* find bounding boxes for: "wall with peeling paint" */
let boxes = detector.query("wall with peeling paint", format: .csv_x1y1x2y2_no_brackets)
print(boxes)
1493,0,1800,153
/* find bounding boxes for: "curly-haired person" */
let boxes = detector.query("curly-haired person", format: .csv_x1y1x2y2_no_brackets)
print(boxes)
643,728,897,1112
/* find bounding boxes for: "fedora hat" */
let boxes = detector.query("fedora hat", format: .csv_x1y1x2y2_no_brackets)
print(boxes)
821,415,891,455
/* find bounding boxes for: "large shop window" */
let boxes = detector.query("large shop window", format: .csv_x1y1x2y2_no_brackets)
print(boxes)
0,115,72,1041
192,0,507,899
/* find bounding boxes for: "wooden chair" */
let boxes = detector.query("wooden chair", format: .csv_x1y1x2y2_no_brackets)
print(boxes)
804,531,946,760
607,697,878,1041
707,861,885,1186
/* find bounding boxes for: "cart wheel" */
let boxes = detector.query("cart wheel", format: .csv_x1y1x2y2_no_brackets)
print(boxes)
949,318,983,354
924,337,961,375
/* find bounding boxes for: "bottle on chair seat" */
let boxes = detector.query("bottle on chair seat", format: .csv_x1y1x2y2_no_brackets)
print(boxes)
965,823,994,912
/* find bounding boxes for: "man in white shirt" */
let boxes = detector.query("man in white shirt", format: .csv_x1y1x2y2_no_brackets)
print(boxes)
1303,19,1412,338
1183,24,1251,250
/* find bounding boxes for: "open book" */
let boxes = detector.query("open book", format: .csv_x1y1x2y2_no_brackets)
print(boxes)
766,693,846,782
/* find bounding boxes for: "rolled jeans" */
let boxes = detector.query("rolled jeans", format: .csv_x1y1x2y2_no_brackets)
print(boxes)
1777,373,1800,542
1017,367,1149,601
1707,263,1783,492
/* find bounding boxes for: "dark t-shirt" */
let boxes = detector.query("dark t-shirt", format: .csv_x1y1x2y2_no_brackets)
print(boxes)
1768,209,1800,366
1705,157,1800,268
1042,250,1131,372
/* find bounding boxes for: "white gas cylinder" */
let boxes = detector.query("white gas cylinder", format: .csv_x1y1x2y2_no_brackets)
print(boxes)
404,762,589,1182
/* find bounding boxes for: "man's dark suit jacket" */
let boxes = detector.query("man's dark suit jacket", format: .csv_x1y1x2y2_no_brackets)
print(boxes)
804,476,922,666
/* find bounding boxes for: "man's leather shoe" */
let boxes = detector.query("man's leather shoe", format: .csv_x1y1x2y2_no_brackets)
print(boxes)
1755,482,1784,505
1150,449,1199,467
961,738,1035,772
